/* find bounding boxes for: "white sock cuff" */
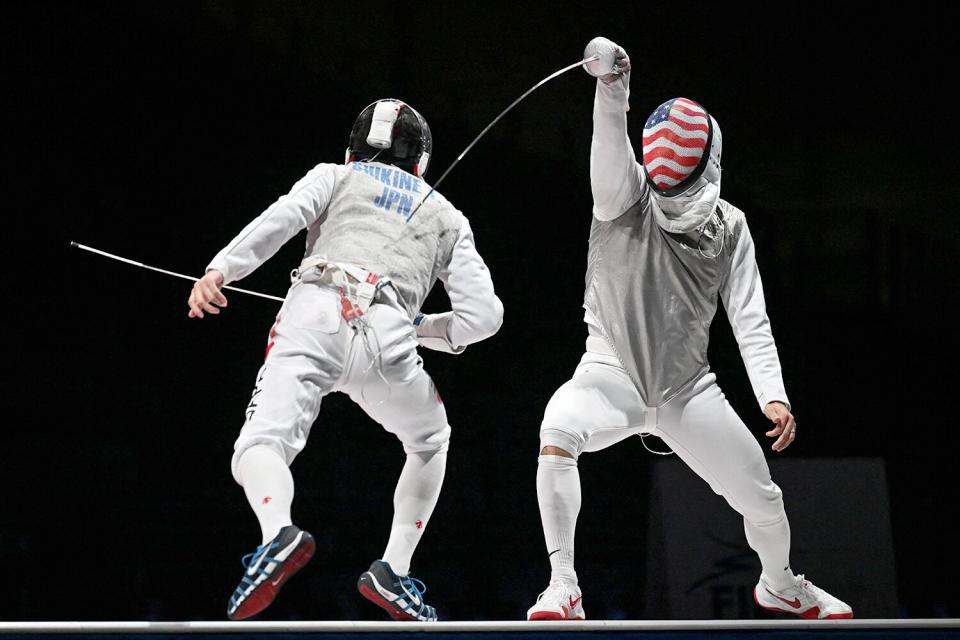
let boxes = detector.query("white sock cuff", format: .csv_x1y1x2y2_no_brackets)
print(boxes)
538,454,577,468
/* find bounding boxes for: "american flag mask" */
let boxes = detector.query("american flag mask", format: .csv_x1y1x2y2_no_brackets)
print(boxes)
642,98,719,197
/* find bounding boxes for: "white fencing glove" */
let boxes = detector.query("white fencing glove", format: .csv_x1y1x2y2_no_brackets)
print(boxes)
583,36,631,85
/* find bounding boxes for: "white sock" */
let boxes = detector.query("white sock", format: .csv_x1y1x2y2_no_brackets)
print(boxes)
744,513,796,591
381,450,447,576
237,445,294,545
537,454,580,584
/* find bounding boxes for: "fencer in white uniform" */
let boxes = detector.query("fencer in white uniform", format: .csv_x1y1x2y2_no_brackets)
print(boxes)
188,100,503,622
526,39,852,621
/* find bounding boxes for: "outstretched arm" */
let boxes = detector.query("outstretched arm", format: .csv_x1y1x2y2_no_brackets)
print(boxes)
589,41,646,221
415,219,503,354
187,165,335,318
720,217,796,451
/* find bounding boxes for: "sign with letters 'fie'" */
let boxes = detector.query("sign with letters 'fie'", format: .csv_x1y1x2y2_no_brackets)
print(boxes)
644,457,898,619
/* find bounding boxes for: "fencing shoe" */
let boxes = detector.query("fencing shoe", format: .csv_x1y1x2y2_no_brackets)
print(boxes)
226,525,315,620
357,559,438,621
754,574,853,619
527,579,585,620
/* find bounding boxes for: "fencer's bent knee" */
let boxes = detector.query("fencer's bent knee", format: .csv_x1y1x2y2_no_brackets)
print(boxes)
539,428,583,458
540,445,574,458
749,482,786,525
401,424,451,455
734,479,786,526
231,439,289,485
751,510,787,529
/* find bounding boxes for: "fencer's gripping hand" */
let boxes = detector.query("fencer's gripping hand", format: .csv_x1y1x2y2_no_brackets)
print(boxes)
764,401,797,452
583,37,631,86
600,49,630,86
188,270,227,319
414,311,467,355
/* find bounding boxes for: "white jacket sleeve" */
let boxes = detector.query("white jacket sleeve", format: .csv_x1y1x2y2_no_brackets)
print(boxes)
590,74,646,221
720,218,790,411
415,219,503,354
206,166,336,284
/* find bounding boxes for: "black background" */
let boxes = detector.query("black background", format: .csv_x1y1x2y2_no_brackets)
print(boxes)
5,1,958,622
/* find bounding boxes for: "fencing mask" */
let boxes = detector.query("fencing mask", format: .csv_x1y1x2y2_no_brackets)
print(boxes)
641,97,722,234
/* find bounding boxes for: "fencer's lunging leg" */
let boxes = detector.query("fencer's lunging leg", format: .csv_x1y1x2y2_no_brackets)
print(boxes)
656,373,796,591
237,445,294,545
381,450,447,576
537,448,580,584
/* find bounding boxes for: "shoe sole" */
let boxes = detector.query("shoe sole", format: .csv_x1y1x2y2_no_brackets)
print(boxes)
528,610,585,621
228,534,316,621
357,572,432,621
753,586,854,620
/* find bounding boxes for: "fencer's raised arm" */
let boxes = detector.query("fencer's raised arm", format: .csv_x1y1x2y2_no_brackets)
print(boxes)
589,44,646,222
720,213,791,411
415,219,503,354
206,165,335,284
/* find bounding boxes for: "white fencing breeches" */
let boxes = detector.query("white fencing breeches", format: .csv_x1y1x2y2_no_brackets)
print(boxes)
231,281,450,483
538,351,792,585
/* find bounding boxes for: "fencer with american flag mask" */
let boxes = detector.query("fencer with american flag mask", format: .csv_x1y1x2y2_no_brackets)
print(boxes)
526,37,853,621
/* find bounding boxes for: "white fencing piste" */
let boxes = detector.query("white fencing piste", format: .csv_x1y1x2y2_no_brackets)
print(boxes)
0,619,957,633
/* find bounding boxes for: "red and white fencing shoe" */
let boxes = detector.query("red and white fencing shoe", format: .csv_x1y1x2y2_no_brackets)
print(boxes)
754,574,854,619
527,580,585,621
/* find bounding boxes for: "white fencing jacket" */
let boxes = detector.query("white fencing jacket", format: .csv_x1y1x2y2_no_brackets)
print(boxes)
584,78,789,411
207,161,503,353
